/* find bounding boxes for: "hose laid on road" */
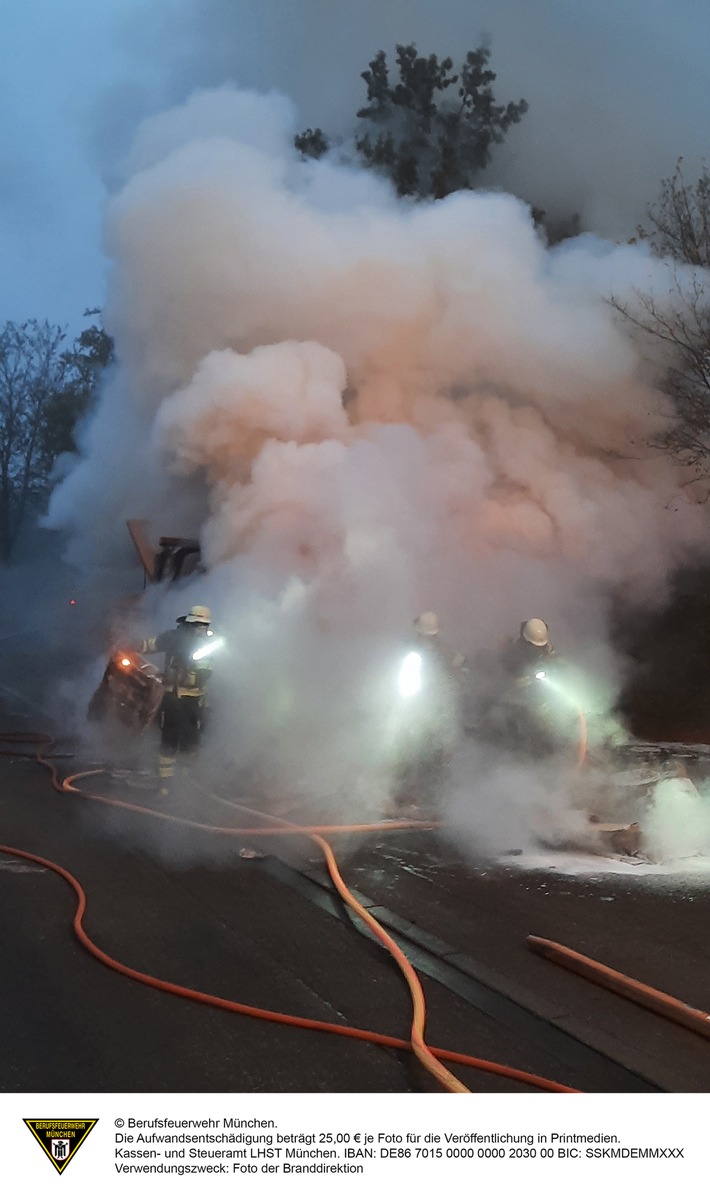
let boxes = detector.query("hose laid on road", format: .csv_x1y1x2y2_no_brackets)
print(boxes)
0,730,580,1093
0,837,578,1091
193,781,467,1092
576,708,588,770
528,935,710,1040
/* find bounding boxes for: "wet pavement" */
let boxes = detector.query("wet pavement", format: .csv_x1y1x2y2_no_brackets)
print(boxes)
1,703,710,1094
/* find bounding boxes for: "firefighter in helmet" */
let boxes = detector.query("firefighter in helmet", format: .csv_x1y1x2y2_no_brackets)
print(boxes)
413,611,467,677
475,617,557,754
138,604,217,793
394,612,468,807
500,618,555,680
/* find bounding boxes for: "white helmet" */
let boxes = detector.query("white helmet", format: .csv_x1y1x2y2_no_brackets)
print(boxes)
521,618,549,647
184,605,212,625
414,611,439,637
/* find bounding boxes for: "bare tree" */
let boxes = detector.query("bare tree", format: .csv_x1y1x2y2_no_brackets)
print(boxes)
0,314,113,559
614,161,710,477
636,158,710,267
0,320,69,558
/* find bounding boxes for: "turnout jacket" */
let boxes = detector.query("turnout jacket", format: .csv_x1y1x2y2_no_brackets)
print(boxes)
139,624,214,698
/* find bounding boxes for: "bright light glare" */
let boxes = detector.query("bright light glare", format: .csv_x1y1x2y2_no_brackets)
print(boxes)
193,637,224,661
535,670,547,681
120,657,131,668
398,651,422,698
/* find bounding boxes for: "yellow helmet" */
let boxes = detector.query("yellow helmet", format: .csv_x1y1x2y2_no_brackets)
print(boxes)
414,611,439,637
521,618,549,647
184,605,212,625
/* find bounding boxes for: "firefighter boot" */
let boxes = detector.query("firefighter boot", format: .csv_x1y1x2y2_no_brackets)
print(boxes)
158,754,176,797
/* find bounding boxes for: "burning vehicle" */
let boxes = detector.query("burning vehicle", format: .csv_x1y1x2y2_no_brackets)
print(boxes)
88,648,164,730
88,520,203,730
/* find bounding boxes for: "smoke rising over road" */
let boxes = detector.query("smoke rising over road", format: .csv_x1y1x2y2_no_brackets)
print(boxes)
47,84,710,855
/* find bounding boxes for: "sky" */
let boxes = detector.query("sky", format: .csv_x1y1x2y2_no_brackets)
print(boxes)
1,0,709,333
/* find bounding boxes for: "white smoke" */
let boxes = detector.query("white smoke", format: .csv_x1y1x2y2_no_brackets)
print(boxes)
644,778,710,863
46,85,710,857
101,0,710,239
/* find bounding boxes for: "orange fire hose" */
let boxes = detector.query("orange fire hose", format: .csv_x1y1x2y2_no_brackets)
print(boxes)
190,779,468,1092
528,935,710,1039
0,731,579,1094
0,838,576,1092
576,707,588,770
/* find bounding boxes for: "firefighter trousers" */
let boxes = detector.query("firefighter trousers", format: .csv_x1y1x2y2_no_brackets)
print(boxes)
158,693,204,780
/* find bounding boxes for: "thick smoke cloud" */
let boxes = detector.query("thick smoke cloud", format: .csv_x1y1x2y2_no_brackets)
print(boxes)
108,0,710,238
48,85,709,856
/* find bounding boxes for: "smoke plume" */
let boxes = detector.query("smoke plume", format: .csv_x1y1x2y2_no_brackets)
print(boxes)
47,85,710,856
101,0,710,239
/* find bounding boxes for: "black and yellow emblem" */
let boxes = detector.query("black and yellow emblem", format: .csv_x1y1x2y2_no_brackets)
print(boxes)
23,1118,98,1174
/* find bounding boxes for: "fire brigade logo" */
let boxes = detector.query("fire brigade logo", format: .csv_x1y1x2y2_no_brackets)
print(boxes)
23,1118,98,1174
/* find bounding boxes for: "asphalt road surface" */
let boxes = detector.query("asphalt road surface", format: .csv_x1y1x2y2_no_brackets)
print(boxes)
1,689,709,1095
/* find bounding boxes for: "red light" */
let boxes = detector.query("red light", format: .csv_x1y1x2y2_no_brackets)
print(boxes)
69,599,76,605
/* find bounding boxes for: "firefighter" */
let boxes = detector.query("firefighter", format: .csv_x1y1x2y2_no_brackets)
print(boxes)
395,613,467,807
413,611,467,677
138,605,217,794
500,618,555,679
476,618,557,753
